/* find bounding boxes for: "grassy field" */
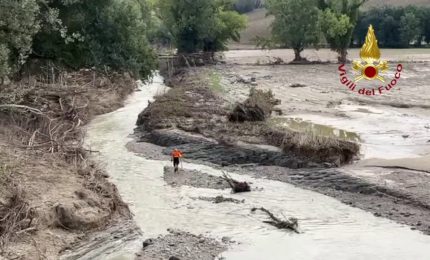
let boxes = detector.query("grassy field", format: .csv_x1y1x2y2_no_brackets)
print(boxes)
233,0,430,48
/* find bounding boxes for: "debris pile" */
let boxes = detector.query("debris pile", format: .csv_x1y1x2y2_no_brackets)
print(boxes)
221,172,251,193
251,207,299,233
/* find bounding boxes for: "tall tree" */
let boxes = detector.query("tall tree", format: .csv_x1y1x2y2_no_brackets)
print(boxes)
319,0,367,63
265,0,321,61
399,11,421,47
157,0,246,53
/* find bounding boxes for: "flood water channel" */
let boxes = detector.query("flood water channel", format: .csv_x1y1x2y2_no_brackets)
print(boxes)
85,75,430,260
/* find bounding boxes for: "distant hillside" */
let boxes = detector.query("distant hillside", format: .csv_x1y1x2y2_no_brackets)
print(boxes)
234,0,430,48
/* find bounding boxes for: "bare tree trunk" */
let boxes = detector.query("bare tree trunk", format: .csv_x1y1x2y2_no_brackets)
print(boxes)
293,48,303,62
338,49,348,63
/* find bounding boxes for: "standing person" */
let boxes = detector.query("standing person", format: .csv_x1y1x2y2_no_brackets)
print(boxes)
171,148,183,173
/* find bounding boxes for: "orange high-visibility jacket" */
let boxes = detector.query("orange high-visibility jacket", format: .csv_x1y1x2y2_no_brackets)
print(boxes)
171,150,183,158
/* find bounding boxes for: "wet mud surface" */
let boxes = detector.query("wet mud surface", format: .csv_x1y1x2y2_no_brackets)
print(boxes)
226,165,430,235
137,129,326,168
163,166,230,190
136,229,227,260
128,136,430,235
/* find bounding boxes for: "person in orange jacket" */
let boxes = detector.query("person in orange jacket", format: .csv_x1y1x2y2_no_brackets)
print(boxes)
171,148,183,172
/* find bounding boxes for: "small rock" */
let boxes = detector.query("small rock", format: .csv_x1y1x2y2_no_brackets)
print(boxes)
221,236,231,243
402,135,409,139
142,238,154,248
374,212,382,217
169,257,180,260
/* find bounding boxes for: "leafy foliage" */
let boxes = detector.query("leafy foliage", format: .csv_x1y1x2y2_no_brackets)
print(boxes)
0,0,156,80
157,0,246,53
0,0,41,78
318,0,367,62
265,0,320,61
354,6,430,47
33,0,156,79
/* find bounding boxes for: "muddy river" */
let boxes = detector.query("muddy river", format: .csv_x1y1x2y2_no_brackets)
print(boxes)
85,74,430,260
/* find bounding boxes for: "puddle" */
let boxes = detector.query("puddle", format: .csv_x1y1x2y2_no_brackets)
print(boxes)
269,117,361,142
84,74,430,260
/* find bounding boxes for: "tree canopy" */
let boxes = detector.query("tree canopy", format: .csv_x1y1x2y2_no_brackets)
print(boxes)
0,0,157,80
265,0,321,61
156,0,246,53
354,6,430,48
318,0,367,62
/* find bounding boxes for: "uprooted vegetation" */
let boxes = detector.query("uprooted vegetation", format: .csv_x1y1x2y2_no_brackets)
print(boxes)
136,67,360,166
0,69,134,259
251,207,299,233
0,167,36,248
222,172,251,193
229,88,280,122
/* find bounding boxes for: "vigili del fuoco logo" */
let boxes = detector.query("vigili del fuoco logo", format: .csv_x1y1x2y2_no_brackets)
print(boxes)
338,25,403,96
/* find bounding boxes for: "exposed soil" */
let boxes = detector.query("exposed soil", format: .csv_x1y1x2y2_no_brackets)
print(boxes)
135,229,227,260
0,70,137,259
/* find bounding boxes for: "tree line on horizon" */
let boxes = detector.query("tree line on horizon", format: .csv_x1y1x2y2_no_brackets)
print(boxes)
1,0,428,83
354,6,430,48
259,0,430,63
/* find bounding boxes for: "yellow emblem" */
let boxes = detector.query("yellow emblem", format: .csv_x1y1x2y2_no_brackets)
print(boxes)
353,25,388,82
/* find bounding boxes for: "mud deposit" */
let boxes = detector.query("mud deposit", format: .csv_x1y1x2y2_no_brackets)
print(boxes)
136,230,227,260
164,166,230,190
228,165,430,235
86,50,430,260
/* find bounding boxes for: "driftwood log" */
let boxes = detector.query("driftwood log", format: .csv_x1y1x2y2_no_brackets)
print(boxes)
221,172,251,193
251,207,299,233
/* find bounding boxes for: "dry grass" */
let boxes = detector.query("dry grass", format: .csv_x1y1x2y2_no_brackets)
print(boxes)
229,88,280,122
265,128,360,164
0,166,36,248
0,68,136,258
0,69,135,162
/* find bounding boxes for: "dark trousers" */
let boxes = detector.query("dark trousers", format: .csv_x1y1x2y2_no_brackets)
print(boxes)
173,157,180,168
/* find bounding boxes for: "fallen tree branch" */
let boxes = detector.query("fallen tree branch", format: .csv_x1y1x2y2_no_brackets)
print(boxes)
221,172,251,193
251,207,300,233
0,104,44,116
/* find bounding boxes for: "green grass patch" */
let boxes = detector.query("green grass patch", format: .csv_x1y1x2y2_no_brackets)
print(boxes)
208,71,224,93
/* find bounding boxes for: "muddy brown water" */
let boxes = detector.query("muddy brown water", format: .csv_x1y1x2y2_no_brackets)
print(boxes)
83,74,430,260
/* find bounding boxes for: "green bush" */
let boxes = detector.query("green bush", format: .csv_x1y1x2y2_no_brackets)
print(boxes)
0,0,156,80
0,0,40,78
32,0,156,79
